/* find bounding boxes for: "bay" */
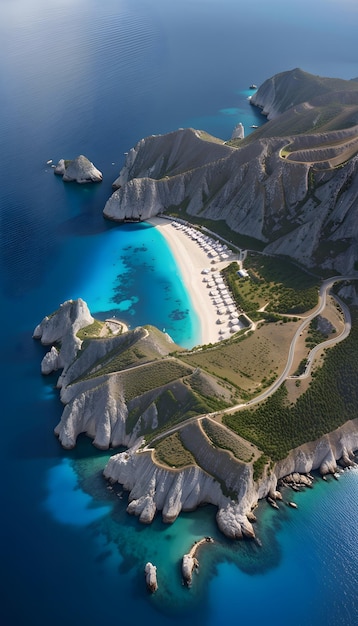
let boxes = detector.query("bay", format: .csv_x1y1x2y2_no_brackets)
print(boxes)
1,1,358,624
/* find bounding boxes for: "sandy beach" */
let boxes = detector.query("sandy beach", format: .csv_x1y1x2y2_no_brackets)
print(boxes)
149,217,241,346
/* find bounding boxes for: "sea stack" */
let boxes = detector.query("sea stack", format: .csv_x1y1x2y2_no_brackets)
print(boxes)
144,562,158,592
231,122,244,139
182,554,199,587
54,155,103,183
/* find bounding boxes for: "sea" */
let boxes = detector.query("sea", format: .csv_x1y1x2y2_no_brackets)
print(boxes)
1,1,358,624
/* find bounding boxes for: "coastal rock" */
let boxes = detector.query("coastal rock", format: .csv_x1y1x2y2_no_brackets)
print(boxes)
54,155,102,183
274,420,358,480
144,562,158,592
54,374,140,450
182,554,198,586
103,419,358,538
41,346,60,375
231,122,244,140
103,442,262,539
33,299,93,376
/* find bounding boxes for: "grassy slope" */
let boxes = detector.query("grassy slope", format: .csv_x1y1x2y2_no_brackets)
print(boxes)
223,309,358,461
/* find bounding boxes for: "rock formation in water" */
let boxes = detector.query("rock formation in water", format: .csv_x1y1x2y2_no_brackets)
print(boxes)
182,554,198,586
54,155,102,183
104,69,358,274
144,562,158,592
33,298,93,375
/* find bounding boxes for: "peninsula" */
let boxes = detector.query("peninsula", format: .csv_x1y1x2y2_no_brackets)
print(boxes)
35,69,358,541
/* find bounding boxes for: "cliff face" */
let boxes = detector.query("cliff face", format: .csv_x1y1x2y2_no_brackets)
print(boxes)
274,420,358,477
33,299,93,374
104,69,358,274
104,129,358,273
103,445,260,539
103,419,358,539
250,68,358,119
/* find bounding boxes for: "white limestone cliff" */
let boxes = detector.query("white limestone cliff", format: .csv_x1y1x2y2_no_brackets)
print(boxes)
41,346,60,375
103,419,358,539
54,374,143,450
33,299,93,375
274,420,358,478
54,155,102,183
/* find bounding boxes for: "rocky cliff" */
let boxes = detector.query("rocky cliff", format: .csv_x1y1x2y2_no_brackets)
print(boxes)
103,419,358,539
33,299,93,375
54,155,103,183
250,67,358,119
104,70,358,274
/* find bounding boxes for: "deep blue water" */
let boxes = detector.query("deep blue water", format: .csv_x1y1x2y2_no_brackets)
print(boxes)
1,1,358,624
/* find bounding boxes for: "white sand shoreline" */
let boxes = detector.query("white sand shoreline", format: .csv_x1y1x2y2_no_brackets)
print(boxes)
148,217,242,346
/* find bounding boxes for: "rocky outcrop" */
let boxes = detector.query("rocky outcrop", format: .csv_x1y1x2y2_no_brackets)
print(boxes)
182,554,198,586
54,374,137,450
41,345,60,375
274,420,358,478
103,419,358,538
144,562,158,593
54,155,102,183
33,299,93,375
231,122,244,140
111,128,232,190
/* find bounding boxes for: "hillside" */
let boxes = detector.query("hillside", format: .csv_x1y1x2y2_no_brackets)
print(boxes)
104,69,358,274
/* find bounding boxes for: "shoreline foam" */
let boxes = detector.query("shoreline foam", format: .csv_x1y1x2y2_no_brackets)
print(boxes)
148,217,241,346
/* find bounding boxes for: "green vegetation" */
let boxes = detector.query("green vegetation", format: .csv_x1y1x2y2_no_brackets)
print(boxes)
293,358,308,376
201,418,254,462
224,254,319,317
153,432,195,468
127,379,227,439
74,327,181,383
77,320,105,340
305,318,328,349
253,454,270,481
188,370,231,412
182,319,296,399
122,360,192,402
223,309,358,461
165,212,266,252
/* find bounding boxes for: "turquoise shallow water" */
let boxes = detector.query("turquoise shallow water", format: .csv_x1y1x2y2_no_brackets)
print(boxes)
47,221,200,348
1,0,358,624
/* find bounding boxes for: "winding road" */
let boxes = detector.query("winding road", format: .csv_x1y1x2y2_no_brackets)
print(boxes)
148,275,357,445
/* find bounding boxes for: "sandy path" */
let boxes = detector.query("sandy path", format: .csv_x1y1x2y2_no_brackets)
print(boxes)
148,217,238,345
